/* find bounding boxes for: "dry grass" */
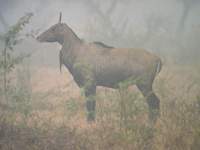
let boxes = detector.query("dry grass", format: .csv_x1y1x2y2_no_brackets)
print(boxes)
0,64,200,150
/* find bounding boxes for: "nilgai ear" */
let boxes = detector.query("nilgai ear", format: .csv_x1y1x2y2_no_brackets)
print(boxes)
59,12,62,24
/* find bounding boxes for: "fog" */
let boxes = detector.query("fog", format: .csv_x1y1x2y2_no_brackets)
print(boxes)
0,0,200,66
1,1,200,149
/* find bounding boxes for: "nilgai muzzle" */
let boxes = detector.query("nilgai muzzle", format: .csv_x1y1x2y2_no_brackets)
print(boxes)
37,13,162,122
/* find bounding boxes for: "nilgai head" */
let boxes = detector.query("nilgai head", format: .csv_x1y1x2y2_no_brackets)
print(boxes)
37,12,65,43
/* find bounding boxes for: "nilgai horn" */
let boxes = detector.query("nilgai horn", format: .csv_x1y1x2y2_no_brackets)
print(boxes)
59,12,62,23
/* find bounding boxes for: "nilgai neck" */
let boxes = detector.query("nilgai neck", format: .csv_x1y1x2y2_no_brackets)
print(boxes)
60,24,82,50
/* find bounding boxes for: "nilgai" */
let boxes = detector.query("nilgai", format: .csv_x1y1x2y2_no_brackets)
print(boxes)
37,13,162,122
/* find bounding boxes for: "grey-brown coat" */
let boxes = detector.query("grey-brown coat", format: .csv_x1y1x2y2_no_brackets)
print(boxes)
37,21,162,122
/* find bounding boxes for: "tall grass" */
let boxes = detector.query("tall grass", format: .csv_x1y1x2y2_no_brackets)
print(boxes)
0,64,200,150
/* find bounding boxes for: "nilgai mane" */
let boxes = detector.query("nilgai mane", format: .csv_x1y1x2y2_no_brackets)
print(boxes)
37,13,162,122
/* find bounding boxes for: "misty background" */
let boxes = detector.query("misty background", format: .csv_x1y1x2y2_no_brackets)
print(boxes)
0,1,200,149
0,0,200,67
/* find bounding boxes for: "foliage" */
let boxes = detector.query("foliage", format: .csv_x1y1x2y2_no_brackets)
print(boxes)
0,13,33,123
0,13,33,104
65,98,79,118
0,12,33,72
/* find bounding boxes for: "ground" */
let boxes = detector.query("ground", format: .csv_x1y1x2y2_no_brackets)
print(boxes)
0,64,200,150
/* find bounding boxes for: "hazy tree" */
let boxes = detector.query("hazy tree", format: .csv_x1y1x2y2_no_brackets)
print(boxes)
0,13,8,31
177,0,199,32
83,0,128,42
143,14,169,44
0,13,33,102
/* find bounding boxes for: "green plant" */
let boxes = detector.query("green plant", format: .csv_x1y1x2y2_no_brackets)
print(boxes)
65,98,79,118
0,13,33,102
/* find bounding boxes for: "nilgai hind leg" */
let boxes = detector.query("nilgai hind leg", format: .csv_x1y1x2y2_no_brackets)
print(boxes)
137,83,160,122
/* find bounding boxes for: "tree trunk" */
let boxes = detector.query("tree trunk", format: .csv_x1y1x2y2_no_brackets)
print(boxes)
0,13,8,31
178,2,191,32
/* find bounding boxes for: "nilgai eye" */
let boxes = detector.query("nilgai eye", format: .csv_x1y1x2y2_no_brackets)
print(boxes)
52,28,56,32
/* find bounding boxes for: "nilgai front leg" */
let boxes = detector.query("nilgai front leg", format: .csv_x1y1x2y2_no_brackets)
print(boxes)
85,83,96,122
73,63,96,122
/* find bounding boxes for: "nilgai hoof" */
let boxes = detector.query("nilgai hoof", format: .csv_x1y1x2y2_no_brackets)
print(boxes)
149,108,160,124
87,112,96,122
